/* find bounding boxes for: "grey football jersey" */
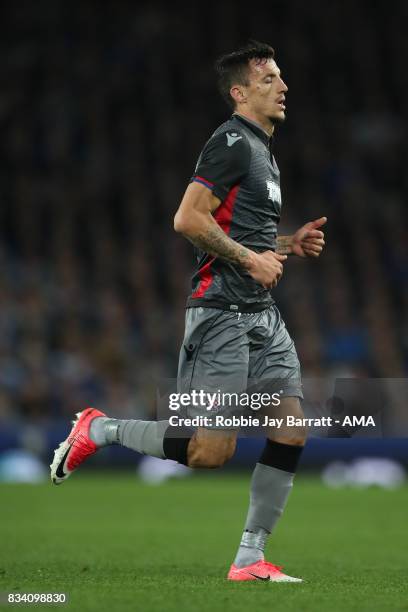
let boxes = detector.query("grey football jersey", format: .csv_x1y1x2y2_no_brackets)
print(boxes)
187,113,283,311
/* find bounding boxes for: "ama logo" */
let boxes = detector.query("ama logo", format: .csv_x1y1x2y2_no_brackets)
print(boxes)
342,416,376,427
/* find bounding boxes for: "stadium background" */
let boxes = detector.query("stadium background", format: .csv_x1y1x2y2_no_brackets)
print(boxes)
1,2,407,611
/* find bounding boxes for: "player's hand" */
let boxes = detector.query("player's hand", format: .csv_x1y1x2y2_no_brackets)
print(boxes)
247,250,287,289
291,217,327,258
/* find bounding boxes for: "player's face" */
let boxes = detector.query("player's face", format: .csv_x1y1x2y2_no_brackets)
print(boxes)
245,58,288,123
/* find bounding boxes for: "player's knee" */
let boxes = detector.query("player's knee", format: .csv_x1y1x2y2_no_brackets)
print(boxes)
270,397,307,446
287,429,307,446
188,436,236,468
270,426,307,447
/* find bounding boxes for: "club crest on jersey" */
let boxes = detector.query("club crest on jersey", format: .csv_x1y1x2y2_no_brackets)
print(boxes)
266,180,281,204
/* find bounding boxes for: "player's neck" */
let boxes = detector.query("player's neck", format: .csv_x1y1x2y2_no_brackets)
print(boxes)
234,111,275,137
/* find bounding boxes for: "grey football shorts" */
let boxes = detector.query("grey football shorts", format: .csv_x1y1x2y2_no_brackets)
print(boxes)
177,305,303,428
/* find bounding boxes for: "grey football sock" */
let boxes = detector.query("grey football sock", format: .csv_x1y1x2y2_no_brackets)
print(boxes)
89,418,120,446
90,417,169,459
234,463,295,568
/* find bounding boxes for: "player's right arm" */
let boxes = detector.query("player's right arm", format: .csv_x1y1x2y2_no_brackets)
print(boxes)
174,131,286,289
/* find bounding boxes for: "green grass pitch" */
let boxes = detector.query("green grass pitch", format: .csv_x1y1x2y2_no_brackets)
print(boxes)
1,472,407,612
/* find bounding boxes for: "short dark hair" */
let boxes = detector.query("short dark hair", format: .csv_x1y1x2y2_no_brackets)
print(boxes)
215,39,275,109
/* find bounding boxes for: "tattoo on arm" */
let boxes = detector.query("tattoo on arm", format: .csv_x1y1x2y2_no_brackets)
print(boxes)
276,235,293,255
189,225,251,268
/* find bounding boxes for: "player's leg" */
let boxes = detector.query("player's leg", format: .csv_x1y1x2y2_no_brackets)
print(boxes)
173,306,246,468
113,304,246,471
230,397,305,579
50,307,246,483
187,427,237,468
229,306,304,582
50,407,237,485
50,407,187,485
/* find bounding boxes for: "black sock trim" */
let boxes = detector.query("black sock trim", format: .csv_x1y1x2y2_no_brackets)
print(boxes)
258,439,303,473
163,425,193,466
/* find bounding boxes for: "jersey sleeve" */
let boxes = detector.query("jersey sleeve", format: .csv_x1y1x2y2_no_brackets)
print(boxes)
190,130,251,201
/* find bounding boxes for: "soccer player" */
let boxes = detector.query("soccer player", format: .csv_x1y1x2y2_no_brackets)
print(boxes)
51,40,326,582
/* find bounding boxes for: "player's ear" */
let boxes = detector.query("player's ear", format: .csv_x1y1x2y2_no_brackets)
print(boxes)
230,85,247,105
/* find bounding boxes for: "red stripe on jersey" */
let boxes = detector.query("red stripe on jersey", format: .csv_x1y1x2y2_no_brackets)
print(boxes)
213,183,239,233
191,257,216,298
191,183,240,299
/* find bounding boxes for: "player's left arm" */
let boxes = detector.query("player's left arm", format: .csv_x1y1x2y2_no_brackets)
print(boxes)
276,217,327,258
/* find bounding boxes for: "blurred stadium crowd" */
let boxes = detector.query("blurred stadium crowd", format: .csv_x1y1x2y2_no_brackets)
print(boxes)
0,1,407,424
